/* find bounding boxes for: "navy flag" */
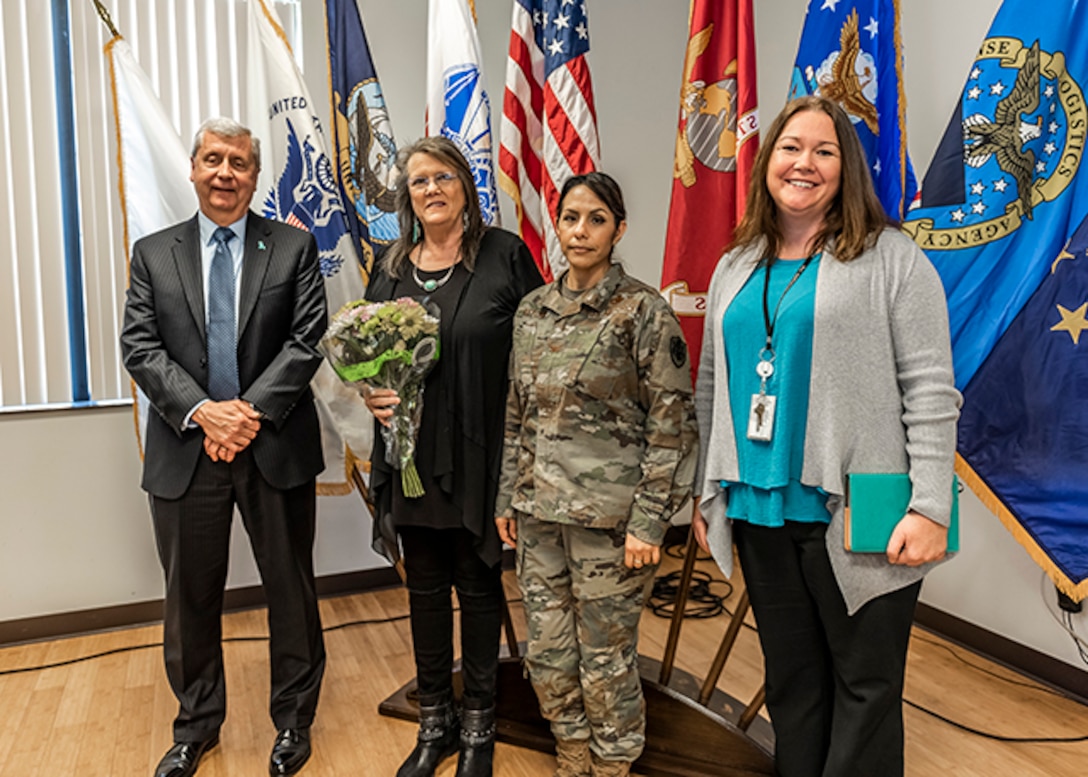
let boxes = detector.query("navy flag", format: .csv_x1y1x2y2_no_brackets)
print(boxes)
789,0,917,220
905,1,1088,600
326,0,400,281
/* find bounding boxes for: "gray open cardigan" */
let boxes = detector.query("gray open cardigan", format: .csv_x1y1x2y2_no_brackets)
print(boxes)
694,228,962,614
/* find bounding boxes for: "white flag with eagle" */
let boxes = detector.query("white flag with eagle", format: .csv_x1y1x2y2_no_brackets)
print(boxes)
246,0,372,493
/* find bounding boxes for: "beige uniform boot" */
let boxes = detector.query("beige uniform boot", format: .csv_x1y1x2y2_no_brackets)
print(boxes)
553,739,591,777
589,752,632,777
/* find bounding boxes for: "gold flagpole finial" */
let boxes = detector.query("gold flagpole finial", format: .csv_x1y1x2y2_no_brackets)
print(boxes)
92,0,120,38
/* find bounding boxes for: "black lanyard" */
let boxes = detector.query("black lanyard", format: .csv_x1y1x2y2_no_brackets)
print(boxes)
761,255,815,351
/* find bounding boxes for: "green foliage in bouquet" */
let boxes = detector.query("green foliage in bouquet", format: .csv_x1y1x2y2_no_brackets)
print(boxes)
322,297,440,497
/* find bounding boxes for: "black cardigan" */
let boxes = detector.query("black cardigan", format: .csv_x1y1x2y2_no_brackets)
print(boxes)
366,228,543,565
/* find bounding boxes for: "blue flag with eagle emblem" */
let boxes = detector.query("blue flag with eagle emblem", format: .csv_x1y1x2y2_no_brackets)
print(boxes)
904,0,1088,601
326,0,399,282
789,0,917,220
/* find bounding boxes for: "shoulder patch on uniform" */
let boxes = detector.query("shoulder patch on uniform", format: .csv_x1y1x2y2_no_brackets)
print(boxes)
670,335,687,368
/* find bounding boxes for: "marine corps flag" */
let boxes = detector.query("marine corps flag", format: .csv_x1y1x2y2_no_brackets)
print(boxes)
325,0,400,281
904,1,1088,600
660,0,758,380
788,0,917,221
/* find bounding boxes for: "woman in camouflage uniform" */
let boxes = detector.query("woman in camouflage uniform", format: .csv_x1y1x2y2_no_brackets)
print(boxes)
496,172,698,777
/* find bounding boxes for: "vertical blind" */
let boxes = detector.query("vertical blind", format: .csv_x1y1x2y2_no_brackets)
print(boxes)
0,0,301,409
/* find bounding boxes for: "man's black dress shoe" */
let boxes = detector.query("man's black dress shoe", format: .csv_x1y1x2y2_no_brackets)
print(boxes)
153,734,219,777
269,727,311,776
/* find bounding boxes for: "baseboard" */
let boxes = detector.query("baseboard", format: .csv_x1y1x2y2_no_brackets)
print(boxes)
914,603,1088,704
0,567,402,647
7,547,1087,706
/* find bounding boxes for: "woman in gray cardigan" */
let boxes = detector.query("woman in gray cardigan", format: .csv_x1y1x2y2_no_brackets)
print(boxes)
692,97,961,777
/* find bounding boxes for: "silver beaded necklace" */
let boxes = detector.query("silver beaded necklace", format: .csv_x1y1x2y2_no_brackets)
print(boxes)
411,244,460,292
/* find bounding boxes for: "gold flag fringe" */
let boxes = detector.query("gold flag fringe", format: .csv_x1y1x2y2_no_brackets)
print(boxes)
315,446,363,497
956,453,1088,602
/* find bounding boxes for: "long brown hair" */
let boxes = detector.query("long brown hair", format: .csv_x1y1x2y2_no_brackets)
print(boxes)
379,136,487,280
732,96,890,263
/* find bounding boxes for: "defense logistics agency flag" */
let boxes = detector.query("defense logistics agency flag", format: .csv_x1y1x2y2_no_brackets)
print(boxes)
106,36,197,456
500,0,600,282
427,0,500,225
247,0,372,493
660,0,758,380
788,0,917,221
325,0,400,280
904,1,1088,599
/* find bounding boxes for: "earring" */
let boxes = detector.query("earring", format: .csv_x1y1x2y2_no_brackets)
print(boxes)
412,217,421,243
462,209,470,231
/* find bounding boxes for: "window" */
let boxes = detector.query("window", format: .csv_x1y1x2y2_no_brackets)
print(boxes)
0,0,301,409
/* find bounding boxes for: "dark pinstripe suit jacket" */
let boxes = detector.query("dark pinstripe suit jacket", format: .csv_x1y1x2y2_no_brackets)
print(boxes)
120,211,328,499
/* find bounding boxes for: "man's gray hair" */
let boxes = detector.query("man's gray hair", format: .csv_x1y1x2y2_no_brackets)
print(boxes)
191,117,261,170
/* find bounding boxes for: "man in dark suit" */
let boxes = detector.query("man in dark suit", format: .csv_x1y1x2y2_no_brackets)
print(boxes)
121,117,327,777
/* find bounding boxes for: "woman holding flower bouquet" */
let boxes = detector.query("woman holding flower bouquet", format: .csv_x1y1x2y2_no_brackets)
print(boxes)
496,172,698,777
363,137,542,777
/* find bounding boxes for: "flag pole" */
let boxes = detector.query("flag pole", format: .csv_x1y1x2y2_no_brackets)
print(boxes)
91,0,119,37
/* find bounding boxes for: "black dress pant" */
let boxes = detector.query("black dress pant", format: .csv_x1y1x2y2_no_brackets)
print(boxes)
151,449,325,742
734,521,920,777
399,526,503,705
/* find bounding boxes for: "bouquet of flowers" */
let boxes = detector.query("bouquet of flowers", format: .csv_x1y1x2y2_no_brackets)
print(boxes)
321,297,440,497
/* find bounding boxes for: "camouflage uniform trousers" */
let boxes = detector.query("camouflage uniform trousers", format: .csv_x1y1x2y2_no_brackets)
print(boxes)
516,515,657,763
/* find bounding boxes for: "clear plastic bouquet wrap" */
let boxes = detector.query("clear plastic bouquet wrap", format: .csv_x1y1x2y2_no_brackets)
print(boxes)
321,297,440,497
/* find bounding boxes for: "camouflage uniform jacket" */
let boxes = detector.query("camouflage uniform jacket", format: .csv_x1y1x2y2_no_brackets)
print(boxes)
497,263,698,545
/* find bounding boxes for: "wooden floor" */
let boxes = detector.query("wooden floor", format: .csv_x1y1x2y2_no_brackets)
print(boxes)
1,554,1087,776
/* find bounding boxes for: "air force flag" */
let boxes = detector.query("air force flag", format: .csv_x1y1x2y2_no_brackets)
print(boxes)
789,0,917,220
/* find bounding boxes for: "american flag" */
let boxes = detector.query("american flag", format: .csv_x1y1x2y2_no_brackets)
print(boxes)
499,0,600,282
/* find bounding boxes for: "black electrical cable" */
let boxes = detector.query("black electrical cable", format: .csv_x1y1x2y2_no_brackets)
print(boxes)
4,571,1086,746
646,543,750,627
0,610,416,676
647,568,737,621
0,599,534,678
902,699,1088,744
644,543,1088,745
1065,610,1088,665
912,631,1072,697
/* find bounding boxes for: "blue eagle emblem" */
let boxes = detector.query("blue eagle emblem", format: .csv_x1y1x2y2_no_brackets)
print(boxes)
263,117,354,277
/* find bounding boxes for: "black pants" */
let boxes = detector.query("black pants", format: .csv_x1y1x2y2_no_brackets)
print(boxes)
151,449,325,741
399,526,503,705
734,521,920,777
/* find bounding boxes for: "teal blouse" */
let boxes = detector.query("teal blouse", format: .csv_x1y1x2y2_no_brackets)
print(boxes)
721,256,829,526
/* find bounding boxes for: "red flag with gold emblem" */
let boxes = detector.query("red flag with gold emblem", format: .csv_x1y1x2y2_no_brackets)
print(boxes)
660,0,758,380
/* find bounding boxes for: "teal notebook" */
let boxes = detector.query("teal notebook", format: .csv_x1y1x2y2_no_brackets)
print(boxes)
844,473,960,553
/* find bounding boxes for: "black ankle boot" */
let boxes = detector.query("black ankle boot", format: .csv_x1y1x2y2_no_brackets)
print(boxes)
396,694,459,777
454,703,495,777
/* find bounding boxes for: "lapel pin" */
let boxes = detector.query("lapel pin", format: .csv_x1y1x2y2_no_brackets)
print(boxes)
257,240,267,251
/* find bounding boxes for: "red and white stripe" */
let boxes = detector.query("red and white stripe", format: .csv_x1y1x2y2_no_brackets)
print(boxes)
499,1,599,283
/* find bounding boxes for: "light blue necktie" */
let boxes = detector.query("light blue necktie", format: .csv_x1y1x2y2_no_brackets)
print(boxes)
207,226,239,400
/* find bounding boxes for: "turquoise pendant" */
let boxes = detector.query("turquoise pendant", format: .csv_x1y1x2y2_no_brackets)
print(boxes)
422,279,438,292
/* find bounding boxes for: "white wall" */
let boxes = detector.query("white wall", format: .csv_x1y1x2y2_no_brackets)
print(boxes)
2,0,1085,674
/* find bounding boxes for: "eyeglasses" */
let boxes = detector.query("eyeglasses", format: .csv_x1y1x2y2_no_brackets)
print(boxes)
408,172,458,190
